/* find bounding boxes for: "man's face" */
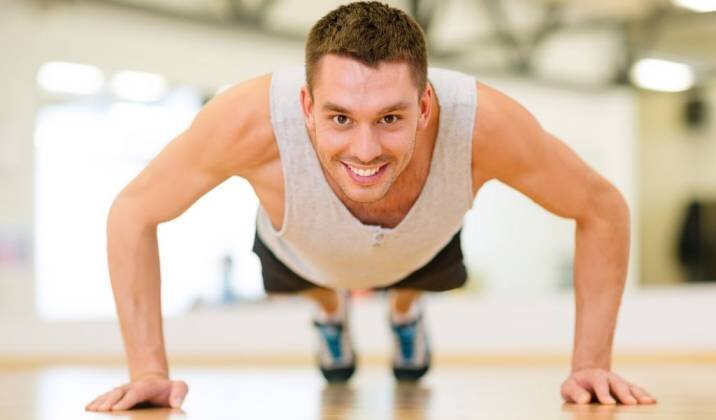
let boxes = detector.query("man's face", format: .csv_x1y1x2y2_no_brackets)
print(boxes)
300,54,432,204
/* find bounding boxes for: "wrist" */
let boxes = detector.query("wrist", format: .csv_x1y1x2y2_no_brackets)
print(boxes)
131,370,170,382
572,344,612,372
571,358,611,373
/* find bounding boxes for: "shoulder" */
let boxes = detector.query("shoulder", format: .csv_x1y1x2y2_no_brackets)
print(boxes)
188,72,277,178
471,81,547,183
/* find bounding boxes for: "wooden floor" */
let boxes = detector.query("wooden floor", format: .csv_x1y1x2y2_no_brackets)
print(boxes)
1,363,715,419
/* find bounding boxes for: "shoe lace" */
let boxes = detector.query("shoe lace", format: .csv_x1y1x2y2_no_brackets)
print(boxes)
394,323,417,360
318,324,343,359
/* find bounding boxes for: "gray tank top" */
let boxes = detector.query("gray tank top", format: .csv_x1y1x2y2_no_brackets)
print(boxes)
255,65,477,289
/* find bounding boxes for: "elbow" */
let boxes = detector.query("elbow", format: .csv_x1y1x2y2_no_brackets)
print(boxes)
578,183,630,229
108,195,132,225
107,195,155,233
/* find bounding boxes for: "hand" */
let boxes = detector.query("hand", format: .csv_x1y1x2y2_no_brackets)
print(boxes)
85,372,188,412
560,368,656,405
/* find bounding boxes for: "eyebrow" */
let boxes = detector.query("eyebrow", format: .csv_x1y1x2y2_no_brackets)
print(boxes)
321,100,410,115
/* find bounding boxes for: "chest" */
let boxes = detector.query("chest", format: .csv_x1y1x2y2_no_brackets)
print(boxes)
330,162,429,229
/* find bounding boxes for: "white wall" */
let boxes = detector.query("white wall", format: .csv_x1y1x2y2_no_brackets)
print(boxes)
463,79,638,294
2,284,715,360
0,0,304,319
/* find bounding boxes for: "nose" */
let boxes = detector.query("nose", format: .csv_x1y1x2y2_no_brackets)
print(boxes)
349,124,382,164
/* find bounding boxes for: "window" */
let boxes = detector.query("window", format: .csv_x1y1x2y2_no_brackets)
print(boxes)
35,82,264,321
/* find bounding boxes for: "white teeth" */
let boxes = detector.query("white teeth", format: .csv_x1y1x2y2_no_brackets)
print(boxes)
348,164,381,177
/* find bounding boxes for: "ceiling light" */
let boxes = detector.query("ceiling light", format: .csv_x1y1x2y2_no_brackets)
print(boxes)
37,62,105,95
110,70,168,102
672,0,716,12
630,58,695,92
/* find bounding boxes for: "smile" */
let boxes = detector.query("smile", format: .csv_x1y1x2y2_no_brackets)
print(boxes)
341,162,388,185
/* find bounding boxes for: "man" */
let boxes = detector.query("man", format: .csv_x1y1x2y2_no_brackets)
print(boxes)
86,1,656,412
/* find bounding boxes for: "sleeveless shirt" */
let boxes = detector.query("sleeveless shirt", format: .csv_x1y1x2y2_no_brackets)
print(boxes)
255,65,477,289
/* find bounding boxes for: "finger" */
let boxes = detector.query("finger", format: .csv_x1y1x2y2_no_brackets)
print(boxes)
608,374,637,405
98,387,127,411
562,378,592,404
85,395,104,411
629,384,657,404
88,384,130,411
169,380,189,408
111,388,142,411
86,391,111,411
592,374,616,405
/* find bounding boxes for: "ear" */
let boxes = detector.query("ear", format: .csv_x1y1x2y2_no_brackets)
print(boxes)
417,83,433,130
300,85,315,131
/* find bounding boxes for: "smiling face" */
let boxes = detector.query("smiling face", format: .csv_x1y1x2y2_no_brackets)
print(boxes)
300,54,433,204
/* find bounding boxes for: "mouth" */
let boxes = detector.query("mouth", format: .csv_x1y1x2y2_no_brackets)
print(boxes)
341,162,389,186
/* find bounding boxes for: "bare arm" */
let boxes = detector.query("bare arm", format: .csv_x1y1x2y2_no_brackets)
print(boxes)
106,128,236,381
471,82,654,405
87,73,274,411
111,74,273,379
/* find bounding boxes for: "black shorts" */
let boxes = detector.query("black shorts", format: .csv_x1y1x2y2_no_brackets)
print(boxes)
252,229,468,293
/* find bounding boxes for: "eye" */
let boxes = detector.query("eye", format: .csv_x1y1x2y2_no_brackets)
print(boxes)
380,115,400,124
332,115,351,125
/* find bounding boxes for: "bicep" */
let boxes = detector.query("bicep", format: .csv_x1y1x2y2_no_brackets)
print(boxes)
113,74,273,225
472,82,619,222
113,129,232,225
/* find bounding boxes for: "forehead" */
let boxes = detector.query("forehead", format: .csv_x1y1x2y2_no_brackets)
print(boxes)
312,55,418,110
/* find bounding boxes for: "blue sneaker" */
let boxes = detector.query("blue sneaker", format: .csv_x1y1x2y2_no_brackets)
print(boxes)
390,305,431,382
312,293,356,383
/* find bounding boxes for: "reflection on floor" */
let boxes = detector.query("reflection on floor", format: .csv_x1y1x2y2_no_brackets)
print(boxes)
1,363,715,419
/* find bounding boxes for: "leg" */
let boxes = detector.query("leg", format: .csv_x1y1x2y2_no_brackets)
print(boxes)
302,287,341,317
387,288,430,382
304,288,356,383
390,288,422,316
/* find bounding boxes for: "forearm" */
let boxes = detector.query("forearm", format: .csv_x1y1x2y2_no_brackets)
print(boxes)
107,202,169,381
571,194,630,372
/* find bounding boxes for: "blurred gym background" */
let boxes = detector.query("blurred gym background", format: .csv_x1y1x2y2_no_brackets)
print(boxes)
0,0,714,363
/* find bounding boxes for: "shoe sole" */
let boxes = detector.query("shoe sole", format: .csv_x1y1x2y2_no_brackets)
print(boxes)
320,364,356,383
393,362,430,382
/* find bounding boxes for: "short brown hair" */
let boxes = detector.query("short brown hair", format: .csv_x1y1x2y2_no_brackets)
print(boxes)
305,1,428,95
